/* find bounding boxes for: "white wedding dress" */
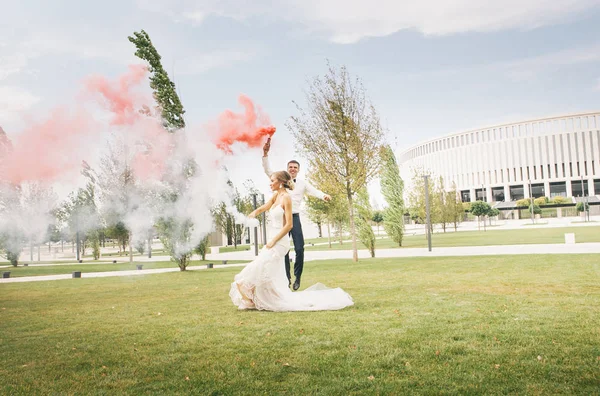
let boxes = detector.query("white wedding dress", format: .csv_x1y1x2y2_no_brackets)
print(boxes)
229,204,354,311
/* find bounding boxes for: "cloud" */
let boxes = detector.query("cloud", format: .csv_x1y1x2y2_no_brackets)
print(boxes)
494,44,600,82
137,0,600,43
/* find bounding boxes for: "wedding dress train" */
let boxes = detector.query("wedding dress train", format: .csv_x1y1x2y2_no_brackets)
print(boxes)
229,205,354,311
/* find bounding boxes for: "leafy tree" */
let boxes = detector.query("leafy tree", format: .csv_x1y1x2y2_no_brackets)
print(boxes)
306,170,349,247
470,200,492,232
408,168,436,236
306,196,328,238
488,207,500,226
575,202,589,213
447,183,464,231
355,189,376,257
371,210,384,235
194,236,210,260
379,145,405,245
128,30,185,130
289,63,385,262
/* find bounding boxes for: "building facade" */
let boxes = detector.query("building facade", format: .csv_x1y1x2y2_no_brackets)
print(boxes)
398,112,600,203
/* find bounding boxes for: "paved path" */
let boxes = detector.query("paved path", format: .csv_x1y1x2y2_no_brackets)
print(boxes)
2,242,599,284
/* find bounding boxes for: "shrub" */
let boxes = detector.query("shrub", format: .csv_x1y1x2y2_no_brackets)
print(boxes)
551,196,571,205
516,198,530,207
534,197,549,206
576,202,589,213
528,204,542,215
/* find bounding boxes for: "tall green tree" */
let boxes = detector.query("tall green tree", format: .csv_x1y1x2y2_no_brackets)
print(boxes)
129,30,197,270
408,168,436,235
289,63,385,262
447,183,464,231
355,188,376,257
379,145,405,246
128,30,185,130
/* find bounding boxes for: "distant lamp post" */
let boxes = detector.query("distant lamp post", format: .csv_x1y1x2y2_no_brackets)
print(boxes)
423,175,432,252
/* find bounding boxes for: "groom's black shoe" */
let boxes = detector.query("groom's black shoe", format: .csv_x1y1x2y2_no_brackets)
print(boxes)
293,278,300,291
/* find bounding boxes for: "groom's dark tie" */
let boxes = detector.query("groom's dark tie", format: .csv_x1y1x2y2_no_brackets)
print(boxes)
293,179,296,182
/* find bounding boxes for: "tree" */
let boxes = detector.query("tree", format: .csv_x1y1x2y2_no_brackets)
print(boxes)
289,63,385,262
128,30,199,270
488,207,500,226
447,183,464,231
306,196,328,238
194,236,210,260
470,201,492,232
355,188,376,257
371,211,384,235
156,217,193,271
307,165,350,247
434,176,452,233
379,145,405,246
408,168,435,235
575,202,589,213
128,30,185,130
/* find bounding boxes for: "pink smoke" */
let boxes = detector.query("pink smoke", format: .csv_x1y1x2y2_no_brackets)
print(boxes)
85,64,148,126
0,65,173,185
0,108,99,184
210,94,276,153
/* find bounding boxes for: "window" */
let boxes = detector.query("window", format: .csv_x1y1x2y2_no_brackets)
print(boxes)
530,183,545,198
549,182,567,197
491,186,505,202
460,190,471,202
571,180,589,197
510,185,525,201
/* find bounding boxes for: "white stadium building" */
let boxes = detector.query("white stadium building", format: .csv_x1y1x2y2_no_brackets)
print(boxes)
398,112,600,212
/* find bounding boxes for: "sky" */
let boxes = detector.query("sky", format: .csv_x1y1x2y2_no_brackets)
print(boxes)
2,0,600,207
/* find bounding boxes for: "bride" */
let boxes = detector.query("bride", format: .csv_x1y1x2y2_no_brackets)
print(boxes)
229,170,354,311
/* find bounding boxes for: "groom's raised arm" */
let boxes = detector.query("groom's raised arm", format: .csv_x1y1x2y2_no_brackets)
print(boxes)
262,138,273,177
305,181,330,201
262,156,273,177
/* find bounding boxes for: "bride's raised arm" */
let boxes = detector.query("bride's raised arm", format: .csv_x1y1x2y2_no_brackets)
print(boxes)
248,192,277,218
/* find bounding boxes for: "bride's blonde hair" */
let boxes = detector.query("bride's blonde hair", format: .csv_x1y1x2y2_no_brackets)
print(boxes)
273,170,295,190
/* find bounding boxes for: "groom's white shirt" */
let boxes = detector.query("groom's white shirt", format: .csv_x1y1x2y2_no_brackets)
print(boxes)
262,156,326,214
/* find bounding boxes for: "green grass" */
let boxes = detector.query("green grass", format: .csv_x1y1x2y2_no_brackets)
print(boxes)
305,226,600,251
1,255,599,394
2,260,246,278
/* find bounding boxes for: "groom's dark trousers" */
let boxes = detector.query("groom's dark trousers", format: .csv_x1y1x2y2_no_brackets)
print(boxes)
285,213,304,282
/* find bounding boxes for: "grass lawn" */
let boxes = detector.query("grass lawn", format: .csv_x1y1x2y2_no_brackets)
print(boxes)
2,260,246,278
1,254,599,394
305,226,600,251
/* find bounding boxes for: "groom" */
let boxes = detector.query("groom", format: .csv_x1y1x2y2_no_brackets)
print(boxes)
262,138,331,291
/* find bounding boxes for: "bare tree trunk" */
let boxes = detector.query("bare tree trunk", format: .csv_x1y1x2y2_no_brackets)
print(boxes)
37,244,40,261
327,220,332,248
148,231,152,259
